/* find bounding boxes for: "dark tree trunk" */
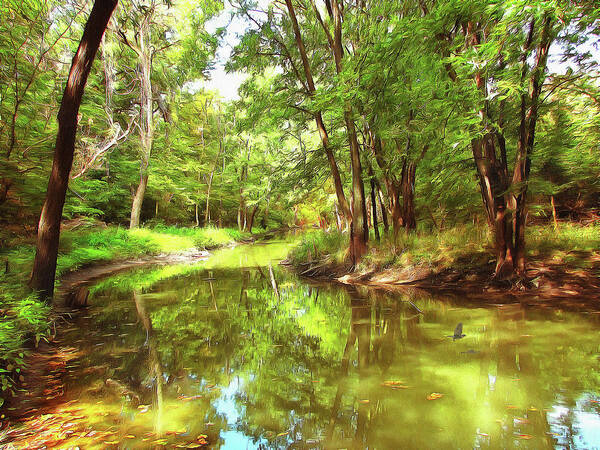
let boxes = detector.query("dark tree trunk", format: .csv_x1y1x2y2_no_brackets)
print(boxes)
330,0,368,264
246,205,259,233
0,180,10,206
369,171,380,241
371,134,402,235
512,15,552,274
29,0,118,301
389,183,403,235
400,159,417,230
471,132,513,278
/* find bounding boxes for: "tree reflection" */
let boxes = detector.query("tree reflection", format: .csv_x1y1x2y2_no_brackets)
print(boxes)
69,256,600,448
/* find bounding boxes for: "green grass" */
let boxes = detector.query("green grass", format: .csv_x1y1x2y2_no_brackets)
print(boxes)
0,224,249,405
289,223,600,274
287,230,348,266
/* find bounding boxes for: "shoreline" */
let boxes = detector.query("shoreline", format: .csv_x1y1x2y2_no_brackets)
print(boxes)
287,253,600,310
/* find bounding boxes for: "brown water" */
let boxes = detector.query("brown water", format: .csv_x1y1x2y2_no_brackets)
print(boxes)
8,241,600,448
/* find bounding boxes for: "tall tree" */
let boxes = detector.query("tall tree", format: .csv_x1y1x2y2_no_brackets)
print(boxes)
30,0,119,300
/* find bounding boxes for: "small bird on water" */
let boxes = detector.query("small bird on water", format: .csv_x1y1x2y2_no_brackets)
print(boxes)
448,322,466,340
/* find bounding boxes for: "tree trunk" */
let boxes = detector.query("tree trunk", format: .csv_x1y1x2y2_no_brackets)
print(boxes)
29,0,118,300
371,134,402,235
471,133,513,278
346,110,369,263
370,172,380,242
330,0,368,264
130,11,154,229
512,15,552,275
551,196,558,230
388,183,403,235
283,0,351,222
205,121,225,225
0,181,10,206
246,205,259,233
377,187,389,233
400,159,417,230
130,171,148,229
334,202,342,231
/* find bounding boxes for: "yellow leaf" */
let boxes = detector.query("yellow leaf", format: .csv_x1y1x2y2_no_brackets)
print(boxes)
426,393,443,400
382,380,405,386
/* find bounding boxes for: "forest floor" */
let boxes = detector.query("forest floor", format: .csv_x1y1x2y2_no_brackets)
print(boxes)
286,223,600,306
0,220,250,419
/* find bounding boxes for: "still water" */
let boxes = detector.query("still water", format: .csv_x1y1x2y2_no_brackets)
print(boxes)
39,241,600,448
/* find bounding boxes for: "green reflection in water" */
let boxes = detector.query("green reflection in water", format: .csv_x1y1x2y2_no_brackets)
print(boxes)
58,241,600,449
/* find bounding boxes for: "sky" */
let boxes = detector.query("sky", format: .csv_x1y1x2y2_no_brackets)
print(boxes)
201,1,253,101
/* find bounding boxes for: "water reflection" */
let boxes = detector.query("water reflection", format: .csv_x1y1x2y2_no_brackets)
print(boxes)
51,242,600,449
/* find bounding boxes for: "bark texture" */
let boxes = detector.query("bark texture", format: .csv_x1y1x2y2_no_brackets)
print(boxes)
130,11,154,229
30,0,118,300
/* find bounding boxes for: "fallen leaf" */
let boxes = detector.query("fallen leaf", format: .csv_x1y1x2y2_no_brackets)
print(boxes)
517,434,533,440
427,393,443,400
382,380,405,387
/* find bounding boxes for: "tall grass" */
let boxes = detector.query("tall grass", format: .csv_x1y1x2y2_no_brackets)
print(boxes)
289,223,600,273
287,231,348,265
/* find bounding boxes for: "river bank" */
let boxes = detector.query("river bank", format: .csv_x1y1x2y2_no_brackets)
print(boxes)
286,223,600,304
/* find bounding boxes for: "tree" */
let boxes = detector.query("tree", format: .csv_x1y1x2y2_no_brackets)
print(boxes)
30,0,119,300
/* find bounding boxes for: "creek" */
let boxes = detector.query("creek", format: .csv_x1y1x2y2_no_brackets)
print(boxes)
8,240,600,448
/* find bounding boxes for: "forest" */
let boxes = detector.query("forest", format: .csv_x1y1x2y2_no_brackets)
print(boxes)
1,0,600,448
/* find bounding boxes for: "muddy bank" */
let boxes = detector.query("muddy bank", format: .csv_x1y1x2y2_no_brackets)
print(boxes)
287,252,600,308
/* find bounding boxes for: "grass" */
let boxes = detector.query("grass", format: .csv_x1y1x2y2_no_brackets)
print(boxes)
0,223,249,405
289,223,600,275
